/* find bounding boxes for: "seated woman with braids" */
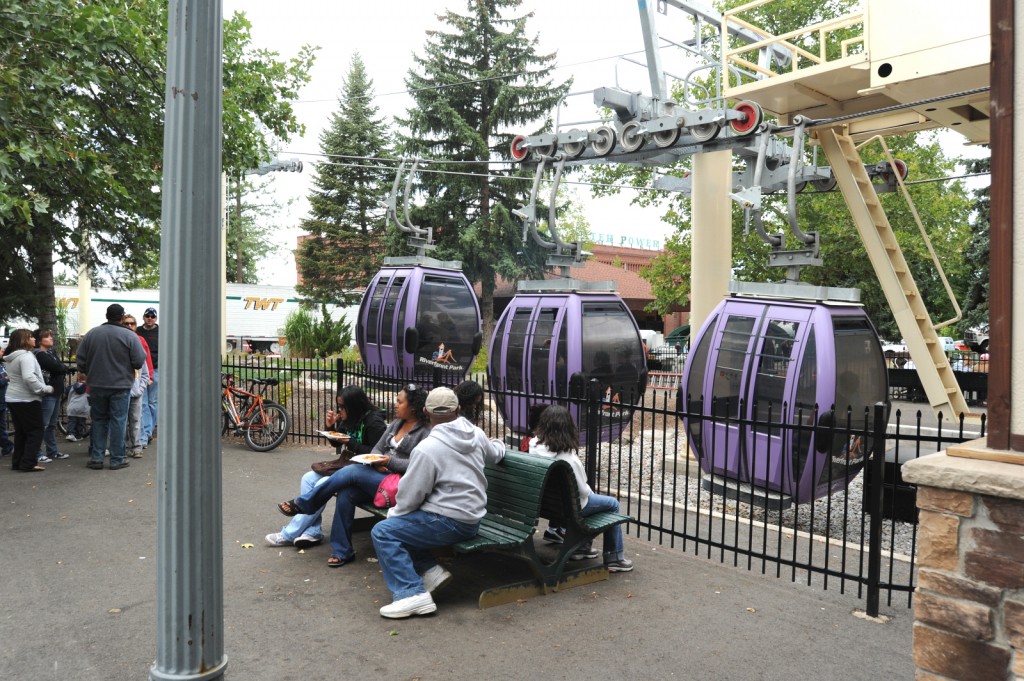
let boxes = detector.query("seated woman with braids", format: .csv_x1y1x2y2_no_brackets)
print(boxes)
265,385,386,550
278,384,431,567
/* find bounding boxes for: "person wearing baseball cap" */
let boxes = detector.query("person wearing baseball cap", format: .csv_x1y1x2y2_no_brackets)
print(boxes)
136,307,159,447
371,386,505,619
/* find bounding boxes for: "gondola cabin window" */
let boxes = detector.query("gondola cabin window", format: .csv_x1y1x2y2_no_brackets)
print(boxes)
530,309,559,397
581,302,645,404
365,277,389,345
712,316,756,419
380,276,406,347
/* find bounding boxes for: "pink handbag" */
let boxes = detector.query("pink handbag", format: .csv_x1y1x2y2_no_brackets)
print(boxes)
373,473,401,508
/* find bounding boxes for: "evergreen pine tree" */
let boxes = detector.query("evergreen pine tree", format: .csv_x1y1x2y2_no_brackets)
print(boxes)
398,0,570,339
961,155,990,331
296,53,391,305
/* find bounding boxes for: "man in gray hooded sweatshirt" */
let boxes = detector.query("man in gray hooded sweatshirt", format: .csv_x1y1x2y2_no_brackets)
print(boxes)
372,386,505,619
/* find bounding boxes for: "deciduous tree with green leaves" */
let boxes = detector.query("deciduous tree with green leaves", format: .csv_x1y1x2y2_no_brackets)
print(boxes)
295,53,391,306
958,155,990,334
0,2,315,330
397,0,570,339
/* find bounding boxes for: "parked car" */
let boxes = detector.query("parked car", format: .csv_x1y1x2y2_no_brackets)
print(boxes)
964,325,990,353
881,336,957,367
881,339,910,367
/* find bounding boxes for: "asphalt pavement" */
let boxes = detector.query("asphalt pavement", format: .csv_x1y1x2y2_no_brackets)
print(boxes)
0,437,913,680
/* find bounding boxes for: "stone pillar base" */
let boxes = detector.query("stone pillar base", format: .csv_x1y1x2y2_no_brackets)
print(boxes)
902,445,1024,681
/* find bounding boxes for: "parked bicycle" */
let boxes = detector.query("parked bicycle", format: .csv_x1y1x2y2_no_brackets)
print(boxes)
221,373,290,452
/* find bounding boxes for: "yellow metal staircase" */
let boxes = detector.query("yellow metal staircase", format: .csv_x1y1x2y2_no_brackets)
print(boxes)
818,126,969,421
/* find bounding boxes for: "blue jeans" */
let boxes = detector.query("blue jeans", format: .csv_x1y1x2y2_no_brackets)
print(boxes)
294,464,387,560
581,493,625,562
39,394,60,458
125,395,143,453
89,388,131,465
141,369,158,444
67,416,87,438
279,471,328,542
371,510,478,600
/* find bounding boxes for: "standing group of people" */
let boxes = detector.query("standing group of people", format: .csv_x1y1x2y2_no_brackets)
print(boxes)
2,303,160,473
75,304,151,470
269,378,632,619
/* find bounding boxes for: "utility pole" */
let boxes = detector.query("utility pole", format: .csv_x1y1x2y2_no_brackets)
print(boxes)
151,0,227,678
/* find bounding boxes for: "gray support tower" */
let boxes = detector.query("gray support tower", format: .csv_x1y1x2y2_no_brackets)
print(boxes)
150,1,228,679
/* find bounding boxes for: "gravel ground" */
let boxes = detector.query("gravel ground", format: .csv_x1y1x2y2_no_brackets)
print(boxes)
597,426,918,560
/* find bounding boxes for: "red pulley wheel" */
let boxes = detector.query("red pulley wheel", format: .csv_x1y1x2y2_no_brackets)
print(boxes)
893,159,909,181
510,135,528,162
729,101,763,135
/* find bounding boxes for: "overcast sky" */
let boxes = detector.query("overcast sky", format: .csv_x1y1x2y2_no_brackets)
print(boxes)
221,0,676,286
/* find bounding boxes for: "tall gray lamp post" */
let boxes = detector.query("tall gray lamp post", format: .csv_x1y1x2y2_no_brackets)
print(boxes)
150,0,227,679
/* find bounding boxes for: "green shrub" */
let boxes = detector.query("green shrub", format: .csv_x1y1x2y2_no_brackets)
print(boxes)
471,344,488,375
283,304,352,358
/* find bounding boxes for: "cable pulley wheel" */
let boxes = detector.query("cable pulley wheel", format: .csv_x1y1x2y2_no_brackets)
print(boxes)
510,135,529,162
618,120,646,153
651,127,681,148
689,122,720,143
534,142,557,158
812,175,837,192
591,126,616,156
561,129,586,158
729,100,763,135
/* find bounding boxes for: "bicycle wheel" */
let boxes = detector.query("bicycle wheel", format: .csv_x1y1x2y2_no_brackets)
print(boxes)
243,402,289,452
57,394,69,435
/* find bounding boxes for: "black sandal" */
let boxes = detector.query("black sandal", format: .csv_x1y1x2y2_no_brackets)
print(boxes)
277,499,301,517
327,555,354,568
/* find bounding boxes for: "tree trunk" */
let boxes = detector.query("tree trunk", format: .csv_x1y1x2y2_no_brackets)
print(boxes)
234,179,245,283
29,225,57,334
478,164,496,349
480,273,496,349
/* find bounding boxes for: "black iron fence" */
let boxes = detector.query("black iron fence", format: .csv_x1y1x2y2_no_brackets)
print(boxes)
219,356,986,612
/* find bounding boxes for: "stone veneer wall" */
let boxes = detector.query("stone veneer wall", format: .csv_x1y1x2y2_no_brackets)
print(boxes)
903,445,1024,681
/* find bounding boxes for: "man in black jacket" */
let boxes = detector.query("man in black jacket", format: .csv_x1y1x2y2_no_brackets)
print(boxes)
136,307,159,447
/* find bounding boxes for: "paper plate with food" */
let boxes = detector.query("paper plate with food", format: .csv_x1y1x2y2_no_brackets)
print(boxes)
350,453,388,465
318,430,350,441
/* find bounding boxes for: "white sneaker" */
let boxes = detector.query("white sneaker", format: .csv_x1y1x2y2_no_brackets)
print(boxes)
293,534,321,549
54,452,70,460
421,565,453,594
65,434,78,442
265,532,290,547
379,592,436,619
37,456,53,464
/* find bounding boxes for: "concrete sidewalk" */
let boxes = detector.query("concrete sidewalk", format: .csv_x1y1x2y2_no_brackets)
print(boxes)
0,439,913,680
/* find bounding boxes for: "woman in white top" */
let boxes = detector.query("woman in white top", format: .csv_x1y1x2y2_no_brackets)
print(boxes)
529,405,633,572
3,329,54,472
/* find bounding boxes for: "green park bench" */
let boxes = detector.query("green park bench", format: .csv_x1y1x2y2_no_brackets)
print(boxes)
355,449,632,608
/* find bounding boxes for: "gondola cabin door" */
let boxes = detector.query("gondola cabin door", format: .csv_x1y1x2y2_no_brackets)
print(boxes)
691,302,815,495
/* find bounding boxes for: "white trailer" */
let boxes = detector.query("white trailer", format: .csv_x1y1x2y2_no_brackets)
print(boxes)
34,284,358,354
